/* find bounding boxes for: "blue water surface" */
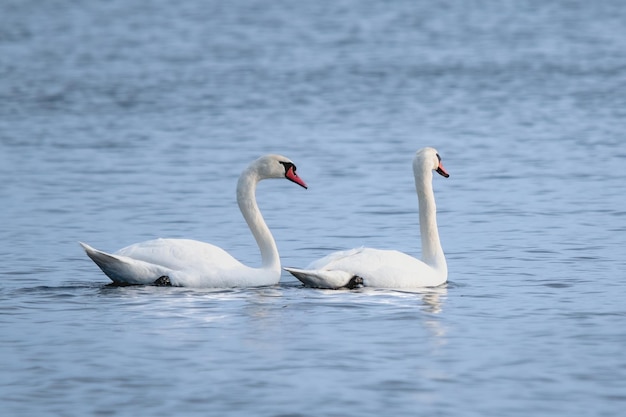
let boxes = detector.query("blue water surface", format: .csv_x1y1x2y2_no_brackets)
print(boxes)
1,1,625,416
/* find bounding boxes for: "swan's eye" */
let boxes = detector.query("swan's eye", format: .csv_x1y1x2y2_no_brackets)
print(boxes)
279,161,295,175
436,153,441,162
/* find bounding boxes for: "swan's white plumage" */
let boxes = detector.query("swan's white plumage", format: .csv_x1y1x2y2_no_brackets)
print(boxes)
285,147,449,289
81,154,307,287
285,248,444,289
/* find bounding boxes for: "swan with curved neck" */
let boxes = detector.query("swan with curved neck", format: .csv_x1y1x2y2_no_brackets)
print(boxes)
285,147,449,289
81,154,307,287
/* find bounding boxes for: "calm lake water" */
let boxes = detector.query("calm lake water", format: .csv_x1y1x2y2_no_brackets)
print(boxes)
1,0,626,416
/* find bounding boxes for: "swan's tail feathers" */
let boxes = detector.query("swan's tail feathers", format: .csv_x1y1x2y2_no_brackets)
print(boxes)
284,267,356,289
79,242,167,285
80,242,132,284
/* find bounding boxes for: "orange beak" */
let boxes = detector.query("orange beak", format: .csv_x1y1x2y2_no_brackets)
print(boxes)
286,166,308,189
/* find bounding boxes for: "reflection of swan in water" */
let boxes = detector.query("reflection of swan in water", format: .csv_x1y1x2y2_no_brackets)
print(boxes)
392,285,447,314
304,285,449,343
373,285,449,345
418,287,448,345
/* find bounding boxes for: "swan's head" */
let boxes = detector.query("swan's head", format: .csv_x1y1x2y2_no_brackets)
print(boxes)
253,154,308,189
414,147,450,178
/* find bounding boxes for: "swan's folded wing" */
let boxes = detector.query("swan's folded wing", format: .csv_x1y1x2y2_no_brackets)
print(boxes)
80,242,172,284
306,247,365,270
283,267,354,289
114,238,241,271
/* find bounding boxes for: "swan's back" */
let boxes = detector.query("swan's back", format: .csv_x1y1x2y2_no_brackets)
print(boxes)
115,238,241,271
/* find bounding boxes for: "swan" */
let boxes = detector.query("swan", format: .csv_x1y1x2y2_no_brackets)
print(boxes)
80,154,307,287
284,147,449,289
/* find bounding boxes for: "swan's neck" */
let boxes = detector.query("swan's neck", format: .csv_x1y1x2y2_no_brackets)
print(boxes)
415,169,447,275
236,169,280,272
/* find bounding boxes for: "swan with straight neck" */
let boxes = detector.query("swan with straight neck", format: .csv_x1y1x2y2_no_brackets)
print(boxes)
285,147,449,289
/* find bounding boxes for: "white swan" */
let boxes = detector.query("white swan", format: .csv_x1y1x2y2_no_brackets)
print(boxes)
81,154,307,287
285,147,449,289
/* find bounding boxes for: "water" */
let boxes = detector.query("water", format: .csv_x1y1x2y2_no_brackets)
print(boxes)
1,0,626,415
